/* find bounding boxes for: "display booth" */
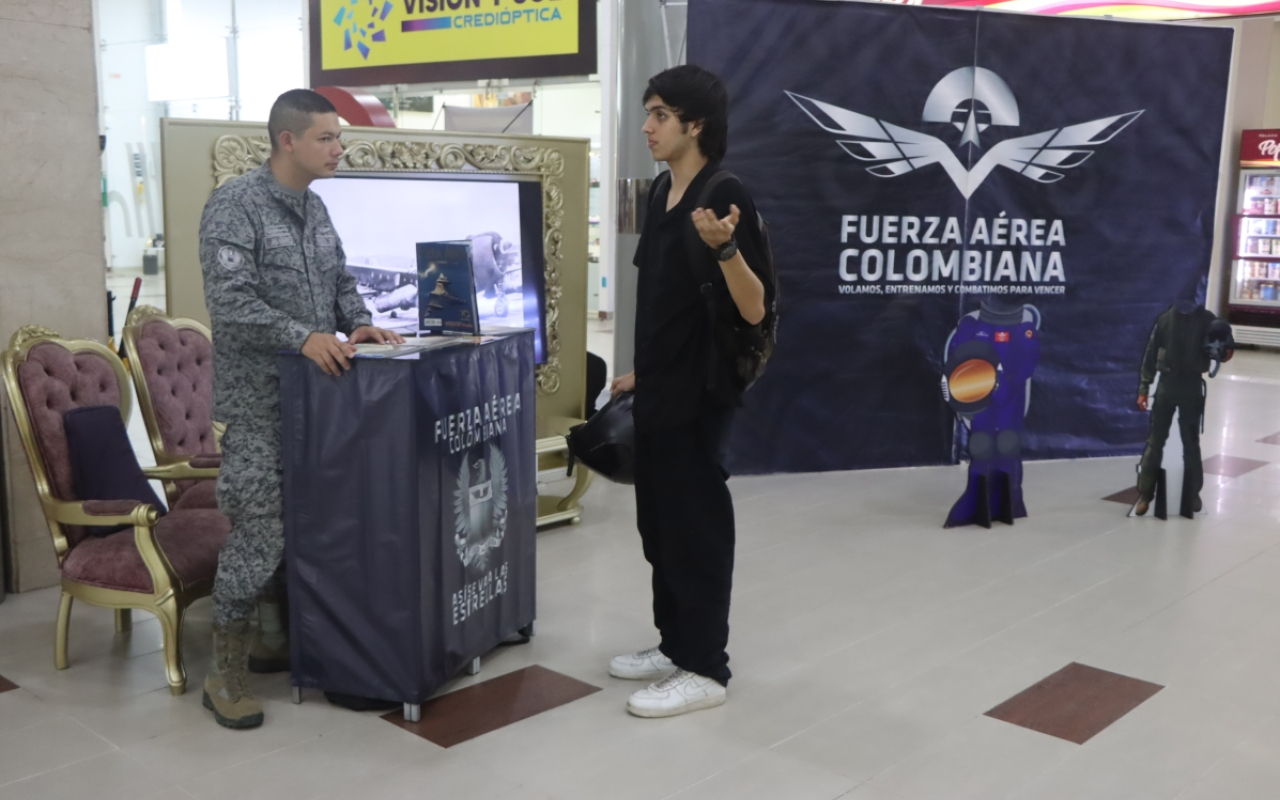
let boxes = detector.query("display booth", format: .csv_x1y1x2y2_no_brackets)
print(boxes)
280,332,537,719
159,119,593,524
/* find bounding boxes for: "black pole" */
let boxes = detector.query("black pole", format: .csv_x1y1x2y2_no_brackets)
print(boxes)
975,473,992,529
995,471,1015,525
1180,471,1195,519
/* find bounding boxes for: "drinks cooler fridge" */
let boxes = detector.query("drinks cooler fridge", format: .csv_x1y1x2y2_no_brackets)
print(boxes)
1228,130,1280,345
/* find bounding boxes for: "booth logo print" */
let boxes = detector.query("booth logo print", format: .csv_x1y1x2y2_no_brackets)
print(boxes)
788,67,1142,199
453,443,508,571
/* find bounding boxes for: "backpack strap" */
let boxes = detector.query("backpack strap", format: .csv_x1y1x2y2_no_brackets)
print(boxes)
680,171,736,296
649,169,739,287
650,169,758,394
686,171,739,393
691,171,739,280
696,171,739,212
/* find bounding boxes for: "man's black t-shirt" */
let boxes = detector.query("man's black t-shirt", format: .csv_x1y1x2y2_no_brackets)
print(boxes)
632,161,770,432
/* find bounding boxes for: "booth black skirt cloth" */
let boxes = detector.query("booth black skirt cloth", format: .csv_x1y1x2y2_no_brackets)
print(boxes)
633,407,736,686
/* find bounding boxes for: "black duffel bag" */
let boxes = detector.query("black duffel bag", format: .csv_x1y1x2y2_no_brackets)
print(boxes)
566,391,636,484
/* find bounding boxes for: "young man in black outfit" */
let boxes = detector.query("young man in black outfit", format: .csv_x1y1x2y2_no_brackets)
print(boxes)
609,65,770,718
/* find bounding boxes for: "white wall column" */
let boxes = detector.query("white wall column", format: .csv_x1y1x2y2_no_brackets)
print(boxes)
612,0,668,375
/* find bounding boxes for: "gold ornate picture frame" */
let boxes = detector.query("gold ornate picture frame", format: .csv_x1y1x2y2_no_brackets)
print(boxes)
210,134,569,395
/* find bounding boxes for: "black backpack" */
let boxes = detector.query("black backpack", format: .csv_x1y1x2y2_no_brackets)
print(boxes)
649,170,779,394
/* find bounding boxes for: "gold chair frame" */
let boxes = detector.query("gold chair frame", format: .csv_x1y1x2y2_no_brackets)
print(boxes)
2,326,220,695
536,417,594,527
121,305,223,506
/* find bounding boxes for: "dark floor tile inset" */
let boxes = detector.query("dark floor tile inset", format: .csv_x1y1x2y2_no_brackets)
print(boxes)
0,674,17,694
383,665,601,747
1103,486,1141,506
1258,431,1280,446
1202,454,1269,478
985,662,1163,744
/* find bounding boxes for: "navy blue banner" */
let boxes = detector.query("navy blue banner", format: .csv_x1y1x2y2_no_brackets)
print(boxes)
688,0,1231,474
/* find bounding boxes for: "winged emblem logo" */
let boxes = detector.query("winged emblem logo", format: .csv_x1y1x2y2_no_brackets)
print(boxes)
788,67,1143,199
453,444,509,571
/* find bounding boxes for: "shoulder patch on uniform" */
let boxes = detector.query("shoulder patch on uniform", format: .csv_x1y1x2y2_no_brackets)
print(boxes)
218,246,244,271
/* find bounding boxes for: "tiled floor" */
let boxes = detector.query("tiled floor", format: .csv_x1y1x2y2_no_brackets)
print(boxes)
385,666,601,748
985,662,1163,744
1202,453,1270,478
1102,486,1142,506
3,344,1280,799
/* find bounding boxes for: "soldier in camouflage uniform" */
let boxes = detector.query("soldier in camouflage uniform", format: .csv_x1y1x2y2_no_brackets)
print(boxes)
199,89,402,729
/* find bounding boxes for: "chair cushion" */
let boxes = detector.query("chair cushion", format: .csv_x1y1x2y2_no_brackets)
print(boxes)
64,406,167,536
60,509,229,593
171,479,218,510
16,342,125,548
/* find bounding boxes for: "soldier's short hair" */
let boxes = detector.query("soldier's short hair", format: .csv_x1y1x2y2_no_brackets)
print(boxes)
268,90,338,151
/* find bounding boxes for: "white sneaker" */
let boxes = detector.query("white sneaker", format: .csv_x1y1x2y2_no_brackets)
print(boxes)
626,669,726,718
609,646,674,681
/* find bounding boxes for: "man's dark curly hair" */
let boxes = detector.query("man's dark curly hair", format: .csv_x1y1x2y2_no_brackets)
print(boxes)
643,65,729,162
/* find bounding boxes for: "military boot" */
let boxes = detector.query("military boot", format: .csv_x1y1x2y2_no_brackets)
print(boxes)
248,597,290,674
203,620,264,729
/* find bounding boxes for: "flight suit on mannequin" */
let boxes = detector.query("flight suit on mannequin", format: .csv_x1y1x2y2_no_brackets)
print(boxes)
1135,301,1217,515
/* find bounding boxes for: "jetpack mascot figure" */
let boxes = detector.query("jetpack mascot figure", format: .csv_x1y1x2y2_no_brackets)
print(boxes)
941,297,1042,528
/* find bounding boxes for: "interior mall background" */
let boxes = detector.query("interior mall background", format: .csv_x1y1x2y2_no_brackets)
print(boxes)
95,0,628,314
2,0,1280,593
86,1,1280,361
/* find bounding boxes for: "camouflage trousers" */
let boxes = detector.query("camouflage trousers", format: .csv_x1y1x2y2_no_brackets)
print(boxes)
212,418,286,625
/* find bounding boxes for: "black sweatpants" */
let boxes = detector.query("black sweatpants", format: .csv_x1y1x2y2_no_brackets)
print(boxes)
633,407,736,686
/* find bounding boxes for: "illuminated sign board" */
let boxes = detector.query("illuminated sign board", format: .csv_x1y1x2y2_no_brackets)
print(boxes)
309,0,597,86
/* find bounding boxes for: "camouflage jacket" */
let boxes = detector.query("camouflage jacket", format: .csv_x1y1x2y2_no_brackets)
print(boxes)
199,163,370,424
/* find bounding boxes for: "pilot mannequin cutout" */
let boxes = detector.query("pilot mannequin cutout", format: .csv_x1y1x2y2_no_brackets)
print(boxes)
1133,298,1231,516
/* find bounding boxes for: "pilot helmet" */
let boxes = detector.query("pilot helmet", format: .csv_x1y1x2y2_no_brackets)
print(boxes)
1204,318,1235,368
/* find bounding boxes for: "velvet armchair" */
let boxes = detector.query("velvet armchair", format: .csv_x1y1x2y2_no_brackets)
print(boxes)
2,326,228,695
